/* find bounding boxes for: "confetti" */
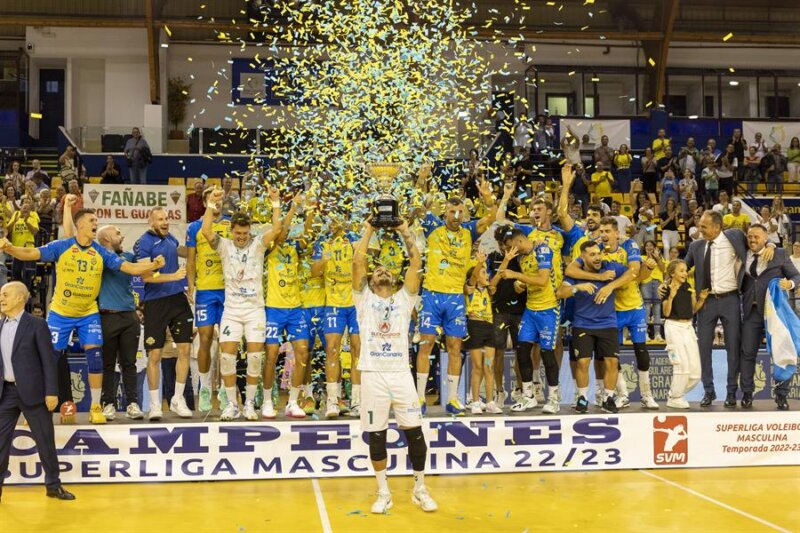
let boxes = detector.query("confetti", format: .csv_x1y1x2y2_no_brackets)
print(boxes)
723,32,734,41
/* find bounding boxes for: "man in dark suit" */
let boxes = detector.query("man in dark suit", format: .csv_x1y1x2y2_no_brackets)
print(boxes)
683,210,775,407
740,225,800,410
0,281,75,502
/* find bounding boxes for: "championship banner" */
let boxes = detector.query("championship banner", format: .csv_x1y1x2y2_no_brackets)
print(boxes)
6,412,800,484
558,119,631,150
742,121,800,152
82,185,186,224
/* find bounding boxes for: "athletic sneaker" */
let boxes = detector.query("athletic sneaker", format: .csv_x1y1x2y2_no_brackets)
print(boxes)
261,399,277,419
285,401,306,419
533,383,545,404
641,395,660,410
302,396,316,415
602,395,619,414
654,334,664,343
170,396,192,418
218,388,228,406
198,386,213,412
575,395,589,414
148,405,163,421
126,402,144,420
243,401,258,421
511,388,523,403
615,395,631,409
102,403,116,421
89,403,107,425
510,395,537,412
485,401,503,414
542,396,560,414
220,402,240,421
667,397,690,409
371,490,393,514
338,399,351,416
469,401,483,415
412,486,438,512
445,399,466,416
494,390,508,406
325,399,340,419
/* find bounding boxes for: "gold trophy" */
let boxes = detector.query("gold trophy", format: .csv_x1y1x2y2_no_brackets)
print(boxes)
368,162,403,228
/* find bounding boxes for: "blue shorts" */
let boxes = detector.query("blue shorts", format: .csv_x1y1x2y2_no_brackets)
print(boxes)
518,307,559,350
617,306,648,344
48,311,103,350
419,290,467,338
323,306,359,336
195,289,225,327
303,306,327,349
266,307,310,345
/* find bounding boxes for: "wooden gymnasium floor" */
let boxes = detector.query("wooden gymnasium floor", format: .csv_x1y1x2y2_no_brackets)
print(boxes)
1,466,798,532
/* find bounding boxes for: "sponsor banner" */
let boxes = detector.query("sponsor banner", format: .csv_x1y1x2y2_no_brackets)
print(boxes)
82,185,186,224
558,119,631,151
6,412,800,484
742,121,800,152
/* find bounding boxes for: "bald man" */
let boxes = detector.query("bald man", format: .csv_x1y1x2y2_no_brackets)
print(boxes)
0,281,75,501
96,225,143,420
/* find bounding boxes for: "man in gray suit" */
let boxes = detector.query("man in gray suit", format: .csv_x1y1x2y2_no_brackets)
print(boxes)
740,224,800,411
683,211,775,407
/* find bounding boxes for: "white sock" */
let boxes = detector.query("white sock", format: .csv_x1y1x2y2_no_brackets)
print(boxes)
352,384,361,405
225,386,238,405
303,383,313,398
289,386,300,403
447,375,459,402
245,384,257,403
532,370,541,384
416,372,428,398
604,388,615,399
638,370,651,395
149,389,160,410
548,385,559,399
90,388,101,405
375,469,389,493
616,373,627,396
595,378,604,392
199,371,210,390
174,381,186,401
413,471,425,490
578,387,589,399
522,381,533,397
326,382,339,402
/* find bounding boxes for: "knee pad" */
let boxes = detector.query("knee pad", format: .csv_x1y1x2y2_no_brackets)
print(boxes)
246,352,262,379
368,430,388,462
85,347,103,374
402,426,427,472
633,343,650,371
220,353,237,377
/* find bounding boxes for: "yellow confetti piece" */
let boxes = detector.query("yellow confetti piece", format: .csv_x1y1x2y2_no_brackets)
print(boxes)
163,25,172,37
30,112,42,119
648,57,656,67
728,67,735,73
723,32,733,41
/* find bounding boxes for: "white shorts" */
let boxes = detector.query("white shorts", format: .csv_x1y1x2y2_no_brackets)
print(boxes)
219,306,266,344
360,371,422,432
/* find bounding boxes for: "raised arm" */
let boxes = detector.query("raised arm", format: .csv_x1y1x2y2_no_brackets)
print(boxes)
352,221,374,292
0,238,41,261
556,280,597,299
276,191,304,245
495,181,515,225
557,164,575,232
475,177,497,234
260,187,283,249
398,221,421,294
120,255,166,276
61,194,78,238
564,258,617,282
201,189,224,248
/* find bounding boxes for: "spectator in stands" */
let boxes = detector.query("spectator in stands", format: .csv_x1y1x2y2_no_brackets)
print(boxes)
613,144,632,192
59,180,83,219
786,137,800,185
728,129,747,173
630,187,648,222
571,165,590,215
58,145,79,183
593,135,613,169
100,155,123,185
6,197,39,291
717,144,737,198
24,159,49,185
659,197,681,253
706,138,721,159
220,176,240,217
2,184,19,218
657,146,679,184
771,196,792,247
742,146,762,195
757,205,780,245
641,147,658,194
561,126,581,167
712,190,733,216
35,189,55,245
764,144,787,194
123,127,151,184
722,200,750,233
686,206,704,244
633,203,656,248
610,200,632,238
512,113,531,156
513,147,535,190
52,184,66,236
640,240,665,342
590,162,614,207
702,159,720,205
29,173,48,196
659,168,679,211
678,137,701,178
4,161,24,196
531,114,547,156
679,169,698,218
186,180,205,222
652,128,670,160
752,131,768,160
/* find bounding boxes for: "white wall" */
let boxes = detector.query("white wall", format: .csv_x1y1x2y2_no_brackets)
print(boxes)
104,58,149,128
71,58,105,128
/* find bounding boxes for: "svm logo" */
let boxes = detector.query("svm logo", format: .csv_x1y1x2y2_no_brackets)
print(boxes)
653,415,688,465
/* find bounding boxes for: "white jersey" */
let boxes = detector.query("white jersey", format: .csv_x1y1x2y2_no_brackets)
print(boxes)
215,236,268,309
354,285,417,372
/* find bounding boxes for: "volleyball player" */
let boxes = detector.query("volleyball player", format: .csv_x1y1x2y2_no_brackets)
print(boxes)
352,218,437,514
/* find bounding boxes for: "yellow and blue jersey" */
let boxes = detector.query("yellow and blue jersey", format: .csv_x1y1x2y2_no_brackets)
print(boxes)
515,223,582,286
185,217,231,291
519,243,558,311
266,240,302,308
466,286,493,323
378,232,407,279
298,250,325,308
39,238,124,317
601,238,643,311
423,213,481,294
312,232,359,307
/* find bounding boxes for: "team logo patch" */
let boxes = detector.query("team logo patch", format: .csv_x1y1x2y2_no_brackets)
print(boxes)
145,337,156,346
379,321,390,333
63,290,72,298
653,415,688,465
206,260,214,267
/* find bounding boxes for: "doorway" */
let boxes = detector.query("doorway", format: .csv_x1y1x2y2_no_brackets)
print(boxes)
38,68,64,146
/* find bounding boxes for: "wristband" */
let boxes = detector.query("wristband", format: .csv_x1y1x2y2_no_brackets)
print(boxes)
271,201,280,209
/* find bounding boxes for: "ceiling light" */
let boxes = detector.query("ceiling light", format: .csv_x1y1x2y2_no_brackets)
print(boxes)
729,80,739,86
